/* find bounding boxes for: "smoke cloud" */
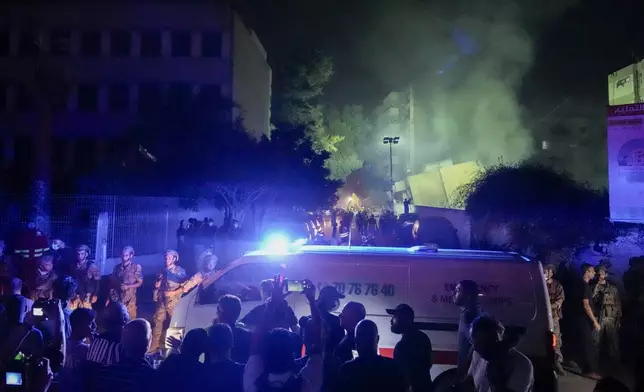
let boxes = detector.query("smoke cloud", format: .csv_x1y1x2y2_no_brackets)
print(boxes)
351,0,580,168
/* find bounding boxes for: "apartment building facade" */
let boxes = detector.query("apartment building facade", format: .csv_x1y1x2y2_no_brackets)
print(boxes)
0,3,271,185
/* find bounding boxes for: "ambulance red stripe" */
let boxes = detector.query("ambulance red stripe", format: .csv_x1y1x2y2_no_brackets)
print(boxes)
379,348,457,365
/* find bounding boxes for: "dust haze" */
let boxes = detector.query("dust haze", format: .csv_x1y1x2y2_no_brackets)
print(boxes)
352,0,580,168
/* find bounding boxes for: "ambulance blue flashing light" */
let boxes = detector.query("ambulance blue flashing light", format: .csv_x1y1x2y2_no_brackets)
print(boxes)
261,233,290,254
260,233,308,255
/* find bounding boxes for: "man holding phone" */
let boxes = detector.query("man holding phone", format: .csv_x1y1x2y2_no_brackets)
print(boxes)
241,279,299,333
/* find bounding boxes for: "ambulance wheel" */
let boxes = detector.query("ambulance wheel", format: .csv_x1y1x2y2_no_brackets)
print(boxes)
432,369,459,392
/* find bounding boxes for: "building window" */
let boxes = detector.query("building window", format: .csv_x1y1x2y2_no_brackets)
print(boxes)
199,84,221,105
18,32,41,57
75,138,98,172
77,84,99,112
108,84,130,112
16,85,34,112
0,83,7,112
51,92,69,112
80,31,102,57
51,138,67,171
137,84,162,113
0,30,10,56
201,31,222,57
110,30,131,57
171,31,191,57
140,31,162,57
49,30,71,56
15,136,34,171
167,84,193,109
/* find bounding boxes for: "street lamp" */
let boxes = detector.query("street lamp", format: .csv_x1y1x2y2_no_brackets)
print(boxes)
383,136,400,208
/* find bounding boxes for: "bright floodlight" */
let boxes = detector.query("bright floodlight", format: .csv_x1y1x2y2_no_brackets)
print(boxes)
262,233,290,254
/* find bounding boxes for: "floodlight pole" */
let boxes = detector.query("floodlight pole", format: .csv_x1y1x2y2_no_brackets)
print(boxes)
382,136,400,210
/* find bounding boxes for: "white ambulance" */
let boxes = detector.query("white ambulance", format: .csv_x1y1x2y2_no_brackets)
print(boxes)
168,243,558,392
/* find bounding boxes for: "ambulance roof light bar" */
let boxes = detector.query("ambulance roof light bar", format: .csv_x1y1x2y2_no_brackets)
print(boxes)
408,244,439,252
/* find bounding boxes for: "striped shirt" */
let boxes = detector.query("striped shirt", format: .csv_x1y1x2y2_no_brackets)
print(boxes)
89,357,157,392
87,333,121,365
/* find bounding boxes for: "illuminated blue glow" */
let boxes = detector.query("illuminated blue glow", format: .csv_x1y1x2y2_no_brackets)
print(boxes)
292,238,308,247
247,245,527,261
261,233,290,254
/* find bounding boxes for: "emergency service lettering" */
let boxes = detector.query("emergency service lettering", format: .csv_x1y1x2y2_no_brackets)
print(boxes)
317,282,396,297
431,282,512,306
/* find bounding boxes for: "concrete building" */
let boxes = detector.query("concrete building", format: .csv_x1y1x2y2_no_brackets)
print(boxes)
608,61,644,105
0,3,271,180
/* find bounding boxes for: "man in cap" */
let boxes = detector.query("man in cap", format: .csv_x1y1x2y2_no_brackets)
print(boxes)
70,244,100,311
544,264,566,375
150,249,186,352
388,303,433,392
317,285,346,353
110,246,142,320
591,262,622,365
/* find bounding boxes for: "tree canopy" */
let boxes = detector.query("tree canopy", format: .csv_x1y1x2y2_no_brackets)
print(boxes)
455,163,615,255
274,54,380,181
322,104,374,180
275,53,340,154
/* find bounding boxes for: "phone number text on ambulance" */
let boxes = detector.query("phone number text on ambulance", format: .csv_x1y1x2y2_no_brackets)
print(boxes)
317,282,396,297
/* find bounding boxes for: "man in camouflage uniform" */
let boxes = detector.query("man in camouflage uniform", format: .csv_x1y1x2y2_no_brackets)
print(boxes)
150,249,186,352
544,264,566,375
29,254,58,300
109,246,142,320
70,244,100,311
591,264,622,364
182,253,219,293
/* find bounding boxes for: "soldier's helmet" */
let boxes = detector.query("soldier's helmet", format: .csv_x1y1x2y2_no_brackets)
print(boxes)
122,246,135,255
76,244,91,256
165,249,179,261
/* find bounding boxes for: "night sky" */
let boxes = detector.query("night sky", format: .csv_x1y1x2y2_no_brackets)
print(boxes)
249,0,644,113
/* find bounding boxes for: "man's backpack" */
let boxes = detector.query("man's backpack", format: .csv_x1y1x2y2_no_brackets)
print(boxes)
255,371,303,392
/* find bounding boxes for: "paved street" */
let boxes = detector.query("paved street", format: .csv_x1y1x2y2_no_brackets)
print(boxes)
559,368,634,392
559,374,596,392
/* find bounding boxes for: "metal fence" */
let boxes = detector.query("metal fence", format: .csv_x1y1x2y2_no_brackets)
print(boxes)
0,195,218,259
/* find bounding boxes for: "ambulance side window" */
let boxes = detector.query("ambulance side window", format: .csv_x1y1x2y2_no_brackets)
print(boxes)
198,262,282,305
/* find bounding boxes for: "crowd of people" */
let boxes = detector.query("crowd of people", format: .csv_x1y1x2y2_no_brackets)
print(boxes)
0,229,537,392
0,227,642,392
547,258,644,385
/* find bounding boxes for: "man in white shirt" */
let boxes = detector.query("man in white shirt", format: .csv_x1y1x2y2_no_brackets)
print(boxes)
467,316,533,392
